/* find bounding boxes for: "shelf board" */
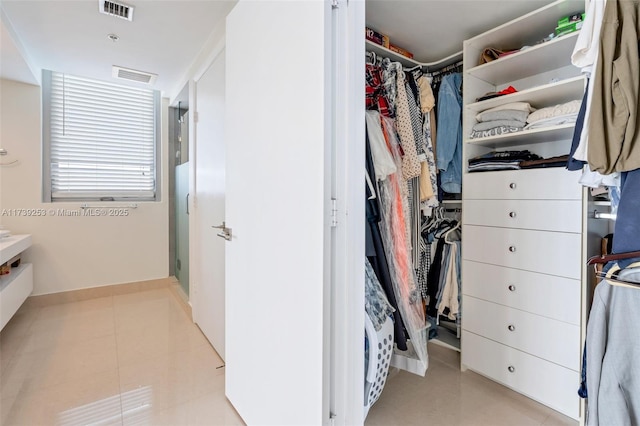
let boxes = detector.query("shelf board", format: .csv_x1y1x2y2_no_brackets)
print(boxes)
466,75,585,114
0,234,32,265
0,262,30,292
366,40,463,70
465,123,575,148
465,32,580,87
464,0,585,55
366,40,421,68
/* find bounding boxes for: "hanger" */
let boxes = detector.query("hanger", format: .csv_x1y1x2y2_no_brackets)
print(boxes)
443,220,461,243
588,251,640,290
595,261,640,289
586,250,640,266
365,170,377,200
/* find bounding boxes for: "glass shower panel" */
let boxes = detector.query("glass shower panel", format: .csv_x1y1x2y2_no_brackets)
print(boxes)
175,161,190,295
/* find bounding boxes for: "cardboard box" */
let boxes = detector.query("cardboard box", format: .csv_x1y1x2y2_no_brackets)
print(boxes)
389,44,414,59
557,13,585,29
365,27,390,48
555,20,583,37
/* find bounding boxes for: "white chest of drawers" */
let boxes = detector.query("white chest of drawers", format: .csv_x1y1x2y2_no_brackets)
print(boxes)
461,169,583,419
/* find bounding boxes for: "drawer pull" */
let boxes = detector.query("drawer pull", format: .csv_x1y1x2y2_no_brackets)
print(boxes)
508,246,516,253
508,285,516,292
509,211,517,218
508,365,515,373
508,324,516,332
509,182,517,189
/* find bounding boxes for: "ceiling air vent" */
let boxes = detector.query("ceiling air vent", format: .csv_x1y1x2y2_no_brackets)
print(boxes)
112,66,158,85
99,0,134,21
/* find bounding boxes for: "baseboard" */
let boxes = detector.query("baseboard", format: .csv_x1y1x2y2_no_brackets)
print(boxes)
24,277,173,308
167,276,192,320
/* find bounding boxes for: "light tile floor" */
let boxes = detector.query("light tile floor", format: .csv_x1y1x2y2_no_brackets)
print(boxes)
0,287,579,425
0,288,243,426
365,343,578,426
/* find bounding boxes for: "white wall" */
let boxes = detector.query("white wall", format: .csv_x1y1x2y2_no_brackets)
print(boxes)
0,78,169,295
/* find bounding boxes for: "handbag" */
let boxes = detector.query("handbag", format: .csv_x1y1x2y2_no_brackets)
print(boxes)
479,47,518,65
480,47,505,64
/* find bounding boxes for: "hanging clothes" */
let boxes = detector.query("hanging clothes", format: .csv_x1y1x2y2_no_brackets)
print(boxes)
586,0,640,174
365,121,409,351
586,280,640,425
436,72,463,194
395,68,422,180
377,114,428,365
365,258,395,332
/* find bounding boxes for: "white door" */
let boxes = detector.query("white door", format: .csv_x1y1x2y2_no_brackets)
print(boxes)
225,1,332,424
193,50,226,360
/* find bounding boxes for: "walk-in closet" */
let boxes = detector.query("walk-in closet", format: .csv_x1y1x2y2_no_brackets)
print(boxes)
359,0,637,423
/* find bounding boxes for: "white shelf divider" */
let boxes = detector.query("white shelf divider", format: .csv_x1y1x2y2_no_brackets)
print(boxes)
466,75,586,114
465,123,575,148
465,32,580,87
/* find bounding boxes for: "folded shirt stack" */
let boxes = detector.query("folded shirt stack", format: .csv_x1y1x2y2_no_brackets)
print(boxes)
524,99,581,130
469,102,535,139
468,149,541,172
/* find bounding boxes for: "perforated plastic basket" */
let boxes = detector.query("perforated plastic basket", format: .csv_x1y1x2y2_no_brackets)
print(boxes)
364,315,394,417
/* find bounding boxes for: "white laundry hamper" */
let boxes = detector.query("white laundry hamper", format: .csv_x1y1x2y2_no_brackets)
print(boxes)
364,314,394,418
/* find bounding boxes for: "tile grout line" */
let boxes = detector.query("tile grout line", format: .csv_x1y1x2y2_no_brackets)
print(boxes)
111,294,126,425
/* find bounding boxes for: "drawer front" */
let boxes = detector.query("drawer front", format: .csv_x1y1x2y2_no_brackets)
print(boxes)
462,261,581,325
462,168,582,200
463,199,582,233
462,331,580,420
462,296,580,369
462,225,582,279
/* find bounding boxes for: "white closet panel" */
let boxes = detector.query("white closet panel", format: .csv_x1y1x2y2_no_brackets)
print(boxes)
225,1,330,424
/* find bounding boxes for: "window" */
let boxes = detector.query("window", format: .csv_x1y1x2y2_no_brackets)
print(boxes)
43,70,160,201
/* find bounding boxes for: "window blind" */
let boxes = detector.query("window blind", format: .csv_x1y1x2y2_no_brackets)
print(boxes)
46,71,158,201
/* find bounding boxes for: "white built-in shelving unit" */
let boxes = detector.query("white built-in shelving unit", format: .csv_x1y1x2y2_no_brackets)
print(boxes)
0,234,33,331
459,0,606,422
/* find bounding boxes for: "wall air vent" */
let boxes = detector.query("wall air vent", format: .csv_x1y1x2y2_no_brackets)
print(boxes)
99,0,134,21
112,66,158,85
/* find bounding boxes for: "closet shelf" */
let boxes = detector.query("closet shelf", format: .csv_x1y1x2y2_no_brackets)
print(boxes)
464,123,575,148
465,75,586,114
464,32,579,87
365,40,463,70
463,0,585,55
366,40,421,67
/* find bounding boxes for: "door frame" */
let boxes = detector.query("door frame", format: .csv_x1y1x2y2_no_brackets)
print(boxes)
330,0,366,424
188,35,226,327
